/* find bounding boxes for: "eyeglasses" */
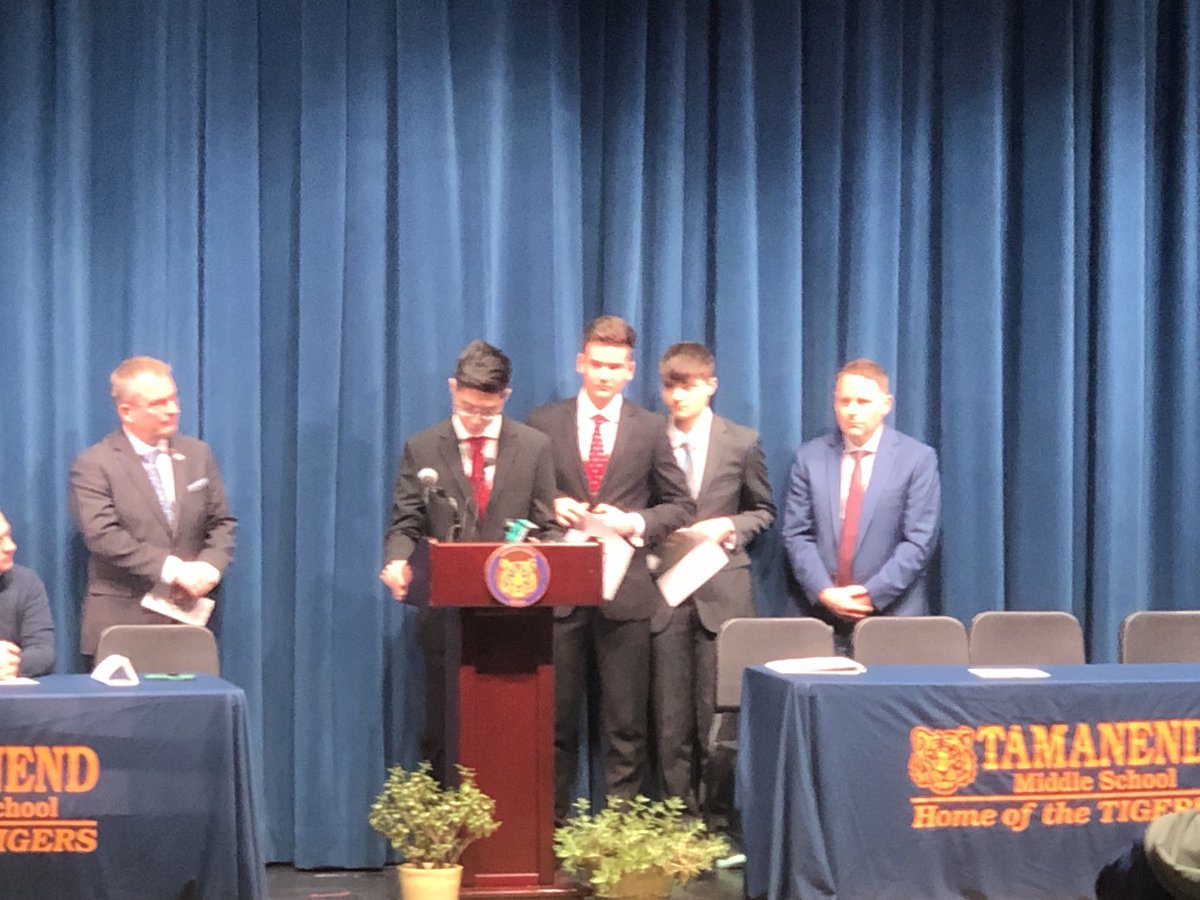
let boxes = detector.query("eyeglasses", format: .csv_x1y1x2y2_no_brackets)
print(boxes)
127,393,179,412
453,403,503,422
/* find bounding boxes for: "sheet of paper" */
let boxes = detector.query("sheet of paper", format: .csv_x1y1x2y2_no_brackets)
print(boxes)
0,677,38,686
654,531,729,607
141,590,214,626
563,512,634,601
766,657,867,675
968,667,1050,679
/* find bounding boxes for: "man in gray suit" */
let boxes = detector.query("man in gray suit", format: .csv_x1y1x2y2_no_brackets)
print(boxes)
650,342,775,829
782,358,941,649
70,356,236,661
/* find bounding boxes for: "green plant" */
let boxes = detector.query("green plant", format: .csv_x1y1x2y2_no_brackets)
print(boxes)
368,761,500,867
553,795,730,897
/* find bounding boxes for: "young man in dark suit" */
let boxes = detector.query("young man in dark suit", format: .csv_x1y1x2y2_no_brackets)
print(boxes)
381,340,558,775
69,356,236,663
528,316,694,821
650,343,775,831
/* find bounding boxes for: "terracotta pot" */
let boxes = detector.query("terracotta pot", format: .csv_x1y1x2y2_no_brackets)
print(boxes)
395,863,463,900
602,868,675,899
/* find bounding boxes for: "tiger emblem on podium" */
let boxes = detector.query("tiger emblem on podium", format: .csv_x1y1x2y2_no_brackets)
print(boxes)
484,545,550,607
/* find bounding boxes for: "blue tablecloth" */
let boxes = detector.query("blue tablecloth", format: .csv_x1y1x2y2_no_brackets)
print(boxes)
738,663,1200,899
0,674,265,900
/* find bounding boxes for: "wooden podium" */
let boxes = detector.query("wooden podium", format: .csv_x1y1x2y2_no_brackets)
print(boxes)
409,540,602,897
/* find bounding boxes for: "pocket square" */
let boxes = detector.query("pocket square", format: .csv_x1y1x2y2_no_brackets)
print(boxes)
186,477,210,493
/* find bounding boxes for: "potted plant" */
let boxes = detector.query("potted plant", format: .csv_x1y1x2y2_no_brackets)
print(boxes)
554,795,731,898
368,761,500,899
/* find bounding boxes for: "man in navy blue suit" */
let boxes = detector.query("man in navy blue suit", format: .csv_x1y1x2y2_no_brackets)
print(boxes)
782,359,941,648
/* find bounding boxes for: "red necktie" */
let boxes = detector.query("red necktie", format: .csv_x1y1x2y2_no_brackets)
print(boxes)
836,450,868,585
585,414,608,496
467,436,490,519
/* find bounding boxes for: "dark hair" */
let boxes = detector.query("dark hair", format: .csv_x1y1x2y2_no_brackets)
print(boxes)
582,315,636,351
659,342,715,387
837,358,890,393
453,341,512,394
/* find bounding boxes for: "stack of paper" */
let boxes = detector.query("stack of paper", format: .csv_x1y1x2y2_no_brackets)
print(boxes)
765,657,867,675
967,667,1050,679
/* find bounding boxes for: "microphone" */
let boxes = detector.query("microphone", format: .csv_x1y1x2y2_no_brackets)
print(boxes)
417,467,460,539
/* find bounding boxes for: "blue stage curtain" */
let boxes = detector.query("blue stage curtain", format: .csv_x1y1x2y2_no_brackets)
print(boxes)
0,0,1197,867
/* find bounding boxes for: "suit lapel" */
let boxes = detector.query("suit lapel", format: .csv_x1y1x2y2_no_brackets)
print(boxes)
696,415,728,500
489,419,518,513
113,432,175,536
600,401,635,497
824,433,844,543
167,443,187,537
436,424,474,515
558,400,590,498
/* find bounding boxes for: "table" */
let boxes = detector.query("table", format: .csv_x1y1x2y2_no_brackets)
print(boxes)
738,663,1200,899
0,674,265,900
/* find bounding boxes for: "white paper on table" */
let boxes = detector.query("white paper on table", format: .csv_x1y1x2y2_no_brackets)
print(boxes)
0,677,38,686
968,667,1050,679
766,657,867,675
654,530,729,607
563,512,634,601
141,590,214,626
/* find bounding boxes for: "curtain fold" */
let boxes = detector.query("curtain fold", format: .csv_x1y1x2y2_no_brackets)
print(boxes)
0,0,1197,867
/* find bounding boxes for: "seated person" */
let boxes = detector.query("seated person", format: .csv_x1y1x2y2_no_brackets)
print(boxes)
0,510,55,678
1096,809,1200,900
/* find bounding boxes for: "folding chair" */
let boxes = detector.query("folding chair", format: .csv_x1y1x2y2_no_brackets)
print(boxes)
851,615,969,665
95,624,220,676
968,611,1085,665
714,617,836,712
1120,611,1200,663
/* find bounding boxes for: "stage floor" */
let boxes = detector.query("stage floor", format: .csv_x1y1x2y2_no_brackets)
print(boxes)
267,863,744,898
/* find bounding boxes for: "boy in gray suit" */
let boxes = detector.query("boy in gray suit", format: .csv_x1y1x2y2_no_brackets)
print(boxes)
651,342,775,831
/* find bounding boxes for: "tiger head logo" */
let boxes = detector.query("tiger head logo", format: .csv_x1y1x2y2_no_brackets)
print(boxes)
485,545,550,607
908,726,978,796
497,557,539,601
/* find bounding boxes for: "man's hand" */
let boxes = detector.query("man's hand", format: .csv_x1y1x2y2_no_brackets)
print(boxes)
688,517,736,546
818,585,875,620
174,561,221,599
553,497,590,528
591,503,637,538
0,641,21,680
380,559,413,601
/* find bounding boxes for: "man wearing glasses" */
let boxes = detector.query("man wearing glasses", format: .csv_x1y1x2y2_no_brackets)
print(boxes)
69,356,236,666
381,340,558,776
